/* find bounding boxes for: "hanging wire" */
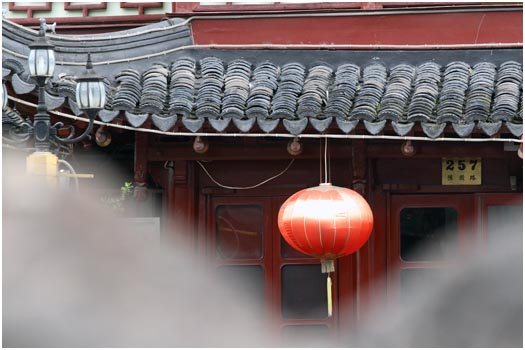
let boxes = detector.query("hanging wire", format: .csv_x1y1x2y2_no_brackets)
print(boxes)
324,136,328,184
328,137,332,183
196,159,295,190
319,138,323,184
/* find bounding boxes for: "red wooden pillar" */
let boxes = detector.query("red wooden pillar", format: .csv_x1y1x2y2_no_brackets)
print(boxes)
338,140,368,339
134,131,149,202
167,160,197,251
352,140,372,324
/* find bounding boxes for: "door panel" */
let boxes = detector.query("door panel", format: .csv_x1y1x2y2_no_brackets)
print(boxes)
477,193,523,253
388,194,475,304
388,193,522,305
210,196,274,320
209,195,338,344
215,204,265,260
271,196,337,339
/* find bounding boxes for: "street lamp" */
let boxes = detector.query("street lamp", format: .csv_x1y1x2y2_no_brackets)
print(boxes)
74,53,106,121
28,19,55,86
28,18,55,152
27,19,106,151
21,18,107,188
58,52,106,144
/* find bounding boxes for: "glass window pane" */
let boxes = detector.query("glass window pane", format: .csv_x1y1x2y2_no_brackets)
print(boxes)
216,205,263,260
400,207,458,261
487,205,523,251
281,264,327,319
281,236,311,259
282,325,330,347
216,265,264,312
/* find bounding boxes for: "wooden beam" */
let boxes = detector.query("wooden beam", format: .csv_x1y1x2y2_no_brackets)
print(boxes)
366,142,506,159
147,142,354,161
147,140,507,161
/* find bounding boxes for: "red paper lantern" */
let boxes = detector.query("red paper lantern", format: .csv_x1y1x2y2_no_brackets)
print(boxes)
278,183,373,270
278,183,374,316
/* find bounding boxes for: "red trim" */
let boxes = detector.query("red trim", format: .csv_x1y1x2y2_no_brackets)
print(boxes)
172,2,200,14
190,2,362,13
64,2,107,17
477,193,523,242
8,2,52,18
10,14,166,27
120,2,163,16
170,2,518,15
361,2,384,10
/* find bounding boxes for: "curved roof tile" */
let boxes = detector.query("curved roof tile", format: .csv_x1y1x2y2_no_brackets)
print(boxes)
3,56,523,138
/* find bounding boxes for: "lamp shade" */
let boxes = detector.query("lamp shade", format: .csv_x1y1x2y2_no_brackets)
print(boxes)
75,54,106,112
28,30,55,78
76,80,106,110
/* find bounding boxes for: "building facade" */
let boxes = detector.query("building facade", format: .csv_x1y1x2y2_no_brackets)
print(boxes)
2,2,523,346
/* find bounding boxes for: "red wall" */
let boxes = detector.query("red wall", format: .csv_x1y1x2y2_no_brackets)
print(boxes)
190,11,522,46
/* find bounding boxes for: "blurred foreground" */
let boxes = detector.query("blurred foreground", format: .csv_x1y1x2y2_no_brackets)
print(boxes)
3,154,523,347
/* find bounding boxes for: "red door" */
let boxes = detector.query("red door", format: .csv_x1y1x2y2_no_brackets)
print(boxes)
388,194,476,304
388,193,522,305
208,195,339,346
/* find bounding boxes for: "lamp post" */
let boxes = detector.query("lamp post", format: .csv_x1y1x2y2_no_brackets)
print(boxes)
2,83,7,111
28,18,55,152
25,18,106,186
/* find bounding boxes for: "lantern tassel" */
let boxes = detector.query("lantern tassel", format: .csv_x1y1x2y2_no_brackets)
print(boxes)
321,259,334,273
327,275,333,317
321,260,335,317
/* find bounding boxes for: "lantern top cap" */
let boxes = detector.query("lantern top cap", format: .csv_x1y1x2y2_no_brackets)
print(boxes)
319,182,332,186
77,53,102,82
29,18,54,50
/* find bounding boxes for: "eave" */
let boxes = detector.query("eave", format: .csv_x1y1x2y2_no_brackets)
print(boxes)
2,17,523,141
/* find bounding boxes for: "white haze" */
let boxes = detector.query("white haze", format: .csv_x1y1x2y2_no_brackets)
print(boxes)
350,220,523,347
2,153,523,347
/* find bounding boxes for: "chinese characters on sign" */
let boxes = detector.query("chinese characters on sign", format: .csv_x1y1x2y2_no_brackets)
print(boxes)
442,158,482,185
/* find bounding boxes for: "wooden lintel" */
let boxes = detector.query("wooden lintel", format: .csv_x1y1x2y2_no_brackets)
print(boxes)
382,184,513,193
366,142,506,159
147,142,354,161
146,140,506,161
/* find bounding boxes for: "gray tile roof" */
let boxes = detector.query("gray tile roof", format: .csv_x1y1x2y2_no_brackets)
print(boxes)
2,18,522,139
2,18,193,63
5,57,521,138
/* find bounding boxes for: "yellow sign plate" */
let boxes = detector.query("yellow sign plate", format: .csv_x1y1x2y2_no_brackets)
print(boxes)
442,158,482,185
